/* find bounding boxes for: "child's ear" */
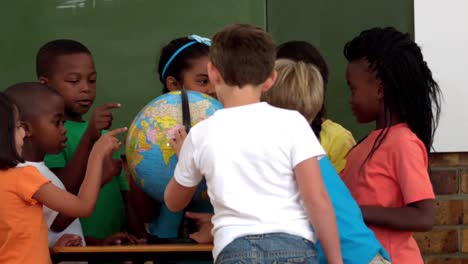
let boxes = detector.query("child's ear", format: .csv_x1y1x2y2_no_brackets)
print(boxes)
377,81,384,100
38,76,49,85
261,70,278,92
207,62,222,86
22,121,33,137
165,76,182,92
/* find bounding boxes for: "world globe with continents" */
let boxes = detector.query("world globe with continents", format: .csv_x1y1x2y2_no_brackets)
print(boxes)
125,91,223,205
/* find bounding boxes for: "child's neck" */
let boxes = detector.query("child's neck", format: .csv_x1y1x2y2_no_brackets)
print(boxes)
21,141,45,162
375,110,401,129
65,111,84,122
220,84,262,108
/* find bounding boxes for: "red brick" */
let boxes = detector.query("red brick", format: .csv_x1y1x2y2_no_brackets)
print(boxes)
464,201,468,224
425,258,462,264
414,229,458,254
462,229,468,253
461,170,468,194
430,153,468,167
428,259,468,264
430,170,459,195
435,200,463,225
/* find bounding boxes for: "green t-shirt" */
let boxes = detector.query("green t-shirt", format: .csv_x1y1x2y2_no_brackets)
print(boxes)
45,120,130,239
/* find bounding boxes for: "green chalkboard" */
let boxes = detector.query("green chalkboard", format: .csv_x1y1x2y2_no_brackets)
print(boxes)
0,0,265,137
1,0,413,143
267,0,414,141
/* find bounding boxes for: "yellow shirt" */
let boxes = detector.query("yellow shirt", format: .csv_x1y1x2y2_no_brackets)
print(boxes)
320,119,356,172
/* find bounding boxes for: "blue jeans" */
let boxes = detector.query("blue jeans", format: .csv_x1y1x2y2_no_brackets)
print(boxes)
216,233,318,264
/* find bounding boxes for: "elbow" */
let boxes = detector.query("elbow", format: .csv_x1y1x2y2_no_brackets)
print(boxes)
79,204,96,218
164,191,184,213
165,203,181,213
416,215,434,232
414,201,435,232
164,178,195,212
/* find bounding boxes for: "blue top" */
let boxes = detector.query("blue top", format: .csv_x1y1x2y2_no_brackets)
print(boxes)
316,157,390,264
149,178,213,238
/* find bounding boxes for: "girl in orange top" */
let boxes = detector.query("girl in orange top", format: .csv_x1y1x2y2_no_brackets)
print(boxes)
0,92,126,264
340,27,441,264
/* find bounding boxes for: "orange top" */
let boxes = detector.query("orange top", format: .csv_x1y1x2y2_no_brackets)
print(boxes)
0,166,51,264
341,123,434,264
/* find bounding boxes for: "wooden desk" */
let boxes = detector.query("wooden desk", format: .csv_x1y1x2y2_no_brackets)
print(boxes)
51,244,213,263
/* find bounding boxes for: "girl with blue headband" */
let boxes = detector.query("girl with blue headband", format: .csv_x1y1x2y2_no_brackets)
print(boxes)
129,35,215,246
158,35,216,97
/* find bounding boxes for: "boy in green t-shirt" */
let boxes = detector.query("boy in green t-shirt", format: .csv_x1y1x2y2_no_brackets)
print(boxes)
36,39,146,245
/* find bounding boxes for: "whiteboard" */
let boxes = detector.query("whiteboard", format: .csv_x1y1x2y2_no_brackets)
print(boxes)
415,0,468,152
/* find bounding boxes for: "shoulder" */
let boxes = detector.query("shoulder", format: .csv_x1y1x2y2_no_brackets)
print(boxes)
13,165,41,176
34,163,64,185
65,120,89,129
369,124,427,164
386,124,425,148
320,119,356,150
188,115,212,137
265,105,309,125
321,119,354,139
65,120,88,136
10,166,47,186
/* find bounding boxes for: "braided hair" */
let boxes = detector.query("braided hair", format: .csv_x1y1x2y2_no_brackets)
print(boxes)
344,27,441,159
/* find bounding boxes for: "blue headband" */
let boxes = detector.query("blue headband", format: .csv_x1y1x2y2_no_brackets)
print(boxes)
161,34,211,80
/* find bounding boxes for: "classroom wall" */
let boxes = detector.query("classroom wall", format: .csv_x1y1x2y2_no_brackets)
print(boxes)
414,0,468,152
415,152,468,263
267,0,414,141
1,0,414,142
0,0,265,141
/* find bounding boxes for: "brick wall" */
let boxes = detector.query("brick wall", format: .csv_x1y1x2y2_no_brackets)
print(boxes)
414,153,468,263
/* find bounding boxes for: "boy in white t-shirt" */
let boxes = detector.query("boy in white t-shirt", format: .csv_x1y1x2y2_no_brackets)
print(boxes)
164,24,342,264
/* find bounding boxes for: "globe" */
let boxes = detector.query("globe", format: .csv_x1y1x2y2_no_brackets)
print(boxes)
126,90,223,203
126,91,223,237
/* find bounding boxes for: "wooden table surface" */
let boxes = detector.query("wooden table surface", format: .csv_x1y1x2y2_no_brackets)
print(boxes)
51,244,214,263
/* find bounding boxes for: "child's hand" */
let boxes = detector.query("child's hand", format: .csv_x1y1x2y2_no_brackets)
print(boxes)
54,234,83,247
185,211,214,243
90,127,127,161
168,126,187,157
101,232,146,245
85,103,121,141
101,157,123,185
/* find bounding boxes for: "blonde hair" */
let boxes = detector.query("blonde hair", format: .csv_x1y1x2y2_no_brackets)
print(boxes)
262,59,324,123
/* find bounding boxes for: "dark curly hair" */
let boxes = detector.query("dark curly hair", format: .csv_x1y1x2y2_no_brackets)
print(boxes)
344,27,441,159
157,37,210,93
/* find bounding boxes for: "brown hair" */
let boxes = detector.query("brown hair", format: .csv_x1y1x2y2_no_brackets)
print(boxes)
0,92,24,170
262,59,324,123
210,24,276,87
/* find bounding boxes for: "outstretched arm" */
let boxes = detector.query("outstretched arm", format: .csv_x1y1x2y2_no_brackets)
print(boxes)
53,103,121,194
50,157,124,232
34,128,126,218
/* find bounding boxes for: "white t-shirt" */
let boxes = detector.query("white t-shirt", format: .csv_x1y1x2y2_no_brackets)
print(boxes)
18,161,86,247
174,102,325,259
